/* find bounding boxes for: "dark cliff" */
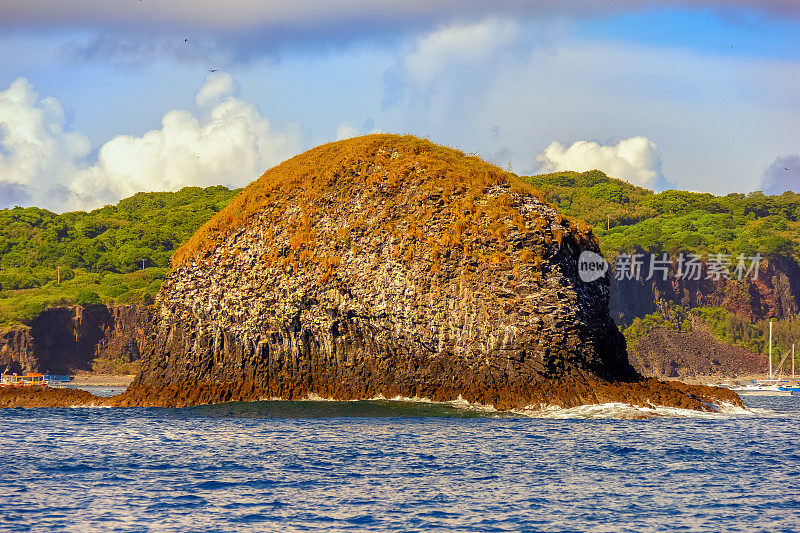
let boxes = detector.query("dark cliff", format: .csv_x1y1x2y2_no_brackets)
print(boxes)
610,256,800,327
0,326,33,374
116,135,738,410
0,305,152,374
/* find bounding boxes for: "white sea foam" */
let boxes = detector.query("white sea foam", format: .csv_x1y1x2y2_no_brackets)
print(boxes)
287,393,770,419
277,392,506,415
446,395,499,413
512,401,771,419
368,394,771,419
376,393,500,412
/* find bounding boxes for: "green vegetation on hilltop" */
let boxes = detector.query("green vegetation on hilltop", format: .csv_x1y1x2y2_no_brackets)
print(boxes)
525,170,800,258
0,269,166,326
0,186,238,289
0,186,238,325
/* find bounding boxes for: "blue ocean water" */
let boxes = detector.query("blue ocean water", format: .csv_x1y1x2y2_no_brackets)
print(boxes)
1,396,799,532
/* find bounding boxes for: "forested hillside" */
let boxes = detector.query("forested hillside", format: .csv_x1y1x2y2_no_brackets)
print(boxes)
0,186,238,324
525,170,800,259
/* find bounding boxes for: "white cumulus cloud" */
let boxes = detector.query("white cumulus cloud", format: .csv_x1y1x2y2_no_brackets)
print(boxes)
404,18,520,84
0,78,90,207
195,72,237,107
536,136,669,190
0,75,301,211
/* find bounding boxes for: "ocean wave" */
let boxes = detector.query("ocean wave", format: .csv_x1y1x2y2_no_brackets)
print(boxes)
513,401,772,419
304,393,775,420
377,394,501,414
293,393,504,414
256,394,776,420
65,392,783,420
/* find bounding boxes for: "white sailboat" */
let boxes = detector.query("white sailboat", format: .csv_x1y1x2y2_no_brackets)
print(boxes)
731,380,789,395
730,321,792,396
778,343,800,394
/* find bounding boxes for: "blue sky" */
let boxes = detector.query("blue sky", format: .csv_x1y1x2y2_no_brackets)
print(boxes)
0,0,798,211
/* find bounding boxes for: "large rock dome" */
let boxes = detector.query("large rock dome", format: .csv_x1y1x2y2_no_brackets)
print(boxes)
116,134,738,410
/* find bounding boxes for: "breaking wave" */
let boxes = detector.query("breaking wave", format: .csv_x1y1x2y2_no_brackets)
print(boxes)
169,396,780,420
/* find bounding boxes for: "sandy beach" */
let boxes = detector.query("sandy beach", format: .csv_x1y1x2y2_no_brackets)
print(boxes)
68,373,136,388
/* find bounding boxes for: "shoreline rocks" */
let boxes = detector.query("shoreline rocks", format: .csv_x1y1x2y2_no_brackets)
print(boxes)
0,378,743,411
0,387,101,408
112,378,742,411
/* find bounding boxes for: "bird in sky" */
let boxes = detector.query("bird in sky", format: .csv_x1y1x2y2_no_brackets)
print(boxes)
184,38,189,43
209,69,218,72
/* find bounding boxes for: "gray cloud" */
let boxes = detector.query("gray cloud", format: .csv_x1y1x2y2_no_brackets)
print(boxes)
2,1,799,30
0,181,31,208
4,1,799,66
761,155,800,195
62,20,403,67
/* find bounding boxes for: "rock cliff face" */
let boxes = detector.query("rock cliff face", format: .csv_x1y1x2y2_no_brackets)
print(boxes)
118,135,739,410
610,256,800,327
0,326,34,374
627,320,767,379
0,305,152,374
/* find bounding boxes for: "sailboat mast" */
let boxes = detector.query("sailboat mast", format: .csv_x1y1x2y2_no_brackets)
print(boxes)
769,320,773,380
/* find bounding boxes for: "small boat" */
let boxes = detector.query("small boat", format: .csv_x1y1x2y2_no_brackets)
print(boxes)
44,374,73,386
777,380,800,394
730,380,792,396
730,323,795,396
0,373,47,387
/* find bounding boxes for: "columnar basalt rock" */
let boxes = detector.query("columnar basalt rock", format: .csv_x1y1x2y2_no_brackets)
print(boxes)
115,135,740,410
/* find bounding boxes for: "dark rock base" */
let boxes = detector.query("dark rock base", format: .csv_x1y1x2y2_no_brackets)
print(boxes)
0,387,101,408
109,377,742,411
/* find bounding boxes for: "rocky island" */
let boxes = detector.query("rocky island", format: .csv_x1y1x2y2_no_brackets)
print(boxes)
101,134,736,411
